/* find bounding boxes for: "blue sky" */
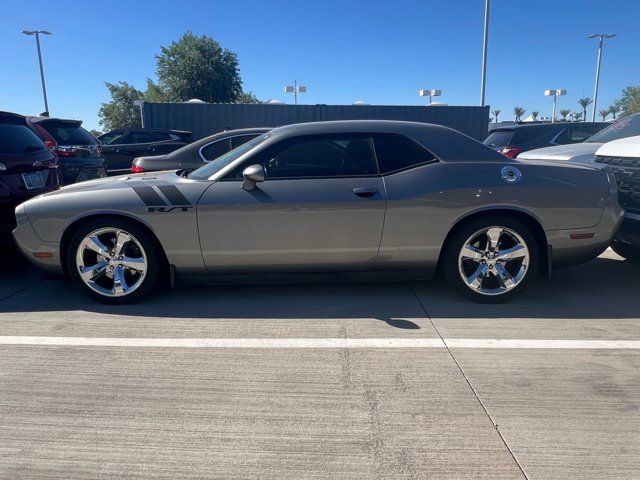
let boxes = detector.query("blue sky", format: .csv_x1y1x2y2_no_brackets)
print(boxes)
1,0,638,131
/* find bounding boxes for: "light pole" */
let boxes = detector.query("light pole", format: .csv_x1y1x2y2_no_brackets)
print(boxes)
284,80,307,105
419,89,442,105
480,0,490,106
22,30,52,116
588,33,616,122
545,89,566,123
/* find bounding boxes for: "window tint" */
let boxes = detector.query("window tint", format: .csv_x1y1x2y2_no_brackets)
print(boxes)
40,122,98,146
586,114,640,143
128,132,156,144
0,120,47,155
373,135,436,173
484,130,514,148
232,134,259,149
258,136,378,178
201,138,233,161
568,126,598,142
511,126,555,144
98,132,124,145
153,132,173,142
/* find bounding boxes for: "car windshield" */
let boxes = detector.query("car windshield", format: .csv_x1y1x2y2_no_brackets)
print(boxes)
188,134,269,180
586,114,640,143
41,121,99,146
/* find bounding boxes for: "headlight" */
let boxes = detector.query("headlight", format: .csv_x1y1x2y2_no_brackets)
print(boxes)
0,162,6,171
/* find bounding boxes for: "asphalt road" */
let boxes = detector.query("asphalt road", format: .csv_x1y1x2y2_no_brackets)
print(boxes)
0,249,638,479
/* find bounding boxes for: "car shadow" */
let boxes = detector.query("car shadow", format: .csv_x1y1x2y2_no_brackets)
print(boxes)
0,251,638,323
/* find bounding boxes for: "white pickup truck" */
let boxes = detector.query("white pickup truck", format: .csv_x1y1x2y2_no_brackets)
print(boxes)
595,135,640,262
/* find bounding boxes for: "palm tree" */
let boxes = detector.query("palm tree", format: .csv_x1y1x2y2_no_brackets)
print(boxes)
531,111,539,121
574,111,583,121
599,109,609,121
513,107,526,122
559,109,571,121
491,109,501,123
608,104,621,120
578,97,593,121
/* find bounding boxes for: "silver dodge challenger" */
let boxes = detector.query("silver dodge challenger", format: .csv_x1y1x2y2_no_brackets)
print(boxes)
13,120,623,304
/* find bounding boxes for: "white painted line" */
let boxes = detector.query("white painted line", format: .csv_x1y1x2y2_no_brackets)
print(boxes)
0,336,639,349
445,339,640,349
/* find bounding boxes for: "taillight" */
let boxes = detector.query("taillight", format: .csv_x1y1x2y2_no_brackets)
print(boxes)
55,146,80,157
500,147,523,159
33,123,57,150
131,165,145,173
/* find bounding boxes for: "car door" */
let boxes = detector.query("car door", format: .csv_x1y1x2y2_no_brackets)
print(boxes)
197,134,387,273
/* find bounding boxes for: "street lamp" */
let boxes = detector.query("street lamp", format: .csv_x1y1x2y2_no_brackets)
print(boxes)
544,89,566,123
22,30,52,116
419,89,442,105
588,33,616,122
284,80,307,105
480,0,490,106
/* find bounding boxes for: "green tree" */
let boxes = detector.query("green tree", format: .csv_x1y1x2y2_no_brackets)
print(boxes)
491,109,501,123
578,97,593,121
513,107,526,122
144,79,171,103
98,82,144,131
559,109,571,121
614,85,640,117
154,31,242,103
89,129,102,137
234,91,262,104
598,109,609,121
607,104,621,120
531,111,539,121
574,111,583,121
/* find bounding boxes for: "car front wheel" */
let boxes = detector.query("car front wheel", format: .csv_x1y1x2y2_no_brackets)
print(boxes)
444,217,539,303
67,218,162,304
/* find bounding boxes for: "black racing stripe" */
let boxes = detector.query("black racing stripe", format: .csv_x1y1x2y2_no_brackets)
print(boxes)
129,183,166,206
157,185,191,206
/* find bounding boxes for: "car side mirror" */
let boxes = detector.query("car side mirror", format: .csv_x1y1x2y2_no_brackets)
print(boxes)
241,164,265,191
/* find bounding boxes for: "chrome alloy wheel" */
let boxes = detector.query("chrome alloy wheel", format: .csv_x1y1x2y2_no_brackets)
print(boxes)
75,227,148,297
458,226,530,296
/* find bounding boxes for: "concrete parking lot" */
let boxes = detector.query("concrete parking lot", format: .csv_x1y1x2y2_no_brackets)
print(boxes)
0,249,638,479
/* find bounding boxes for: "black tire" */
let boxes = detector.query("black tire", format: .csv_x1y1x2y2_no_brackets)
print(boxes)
66,218,163,304
443,216,539,303
611,239,640,263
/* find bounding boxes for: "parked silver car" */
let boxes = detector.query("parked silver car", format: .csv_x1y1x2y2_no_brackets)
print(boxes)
13,120,623,304
518,113,640,164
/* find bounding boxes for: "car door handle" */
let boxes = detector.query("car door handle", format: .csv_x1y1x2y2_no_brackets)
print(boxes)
353,187,377,198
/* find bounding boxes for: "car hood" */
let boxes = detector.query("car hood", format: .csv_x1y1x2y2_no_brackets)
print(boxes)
517,142,603,163
595,135,640,157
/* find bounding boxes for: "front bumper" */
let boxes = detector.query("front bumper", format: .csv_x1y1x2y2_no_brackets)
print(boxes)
615,212,640,247
12,203,63,274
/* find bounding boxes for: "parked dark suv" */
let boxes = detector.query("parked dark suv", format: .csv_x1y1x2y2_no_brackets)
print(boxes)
26,116,107,185
0,111,59,232
98,128,193,174
484,122,607,158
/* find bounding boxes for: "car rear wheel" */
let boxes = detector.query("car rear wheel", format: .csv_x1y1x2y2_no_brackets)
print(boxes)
611,239,640,263
444,217,539,303
67,218,161,304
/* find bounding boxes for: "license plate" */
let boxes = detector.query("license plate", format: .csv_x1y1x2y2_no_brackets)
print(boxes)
22,171,46,190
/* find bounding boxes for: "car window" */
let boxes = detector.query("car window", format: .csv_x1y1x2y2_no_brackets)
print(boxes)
201,138,233,161
568,126,597,142
511,126,554,144
0,120,48,154
40,122,99,146
484,130,514,147
188,134,270,180
242,136,378,179
232,134,259,149
128,132,156,144
373,135,436,174
586,114,640,143
153,132,173,142
553,127,571,144
98,132,124,144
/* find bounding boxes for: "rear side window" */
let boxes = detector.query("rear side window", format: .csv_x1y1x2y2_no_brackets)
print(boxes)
373,135,436,174
40,122,98,146
201,138,232,161
127,132,156,143
98,132,124,144
511,126,554,144
484,130,514,147
0,120,47,154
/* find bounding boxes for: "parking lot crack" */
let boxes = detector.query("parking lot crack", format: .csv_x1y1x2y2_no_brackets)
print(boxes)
0,279,43,303
411,284,530,480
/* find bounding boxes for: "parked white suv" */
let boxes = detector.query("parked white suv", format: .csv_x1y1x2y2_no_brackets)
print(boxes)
518,113,640,164
595,135,640,262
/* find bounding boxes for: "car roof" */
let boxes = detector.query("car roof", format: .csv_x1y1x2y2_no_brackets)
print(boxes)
158,127,272,159
122,127,192,135
0,111,26,120
26,115,83,127
491,122,606,132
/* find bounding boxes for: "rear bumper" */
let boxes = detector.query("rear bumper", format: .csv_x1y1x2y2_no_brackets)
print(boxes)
59,157,107,185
